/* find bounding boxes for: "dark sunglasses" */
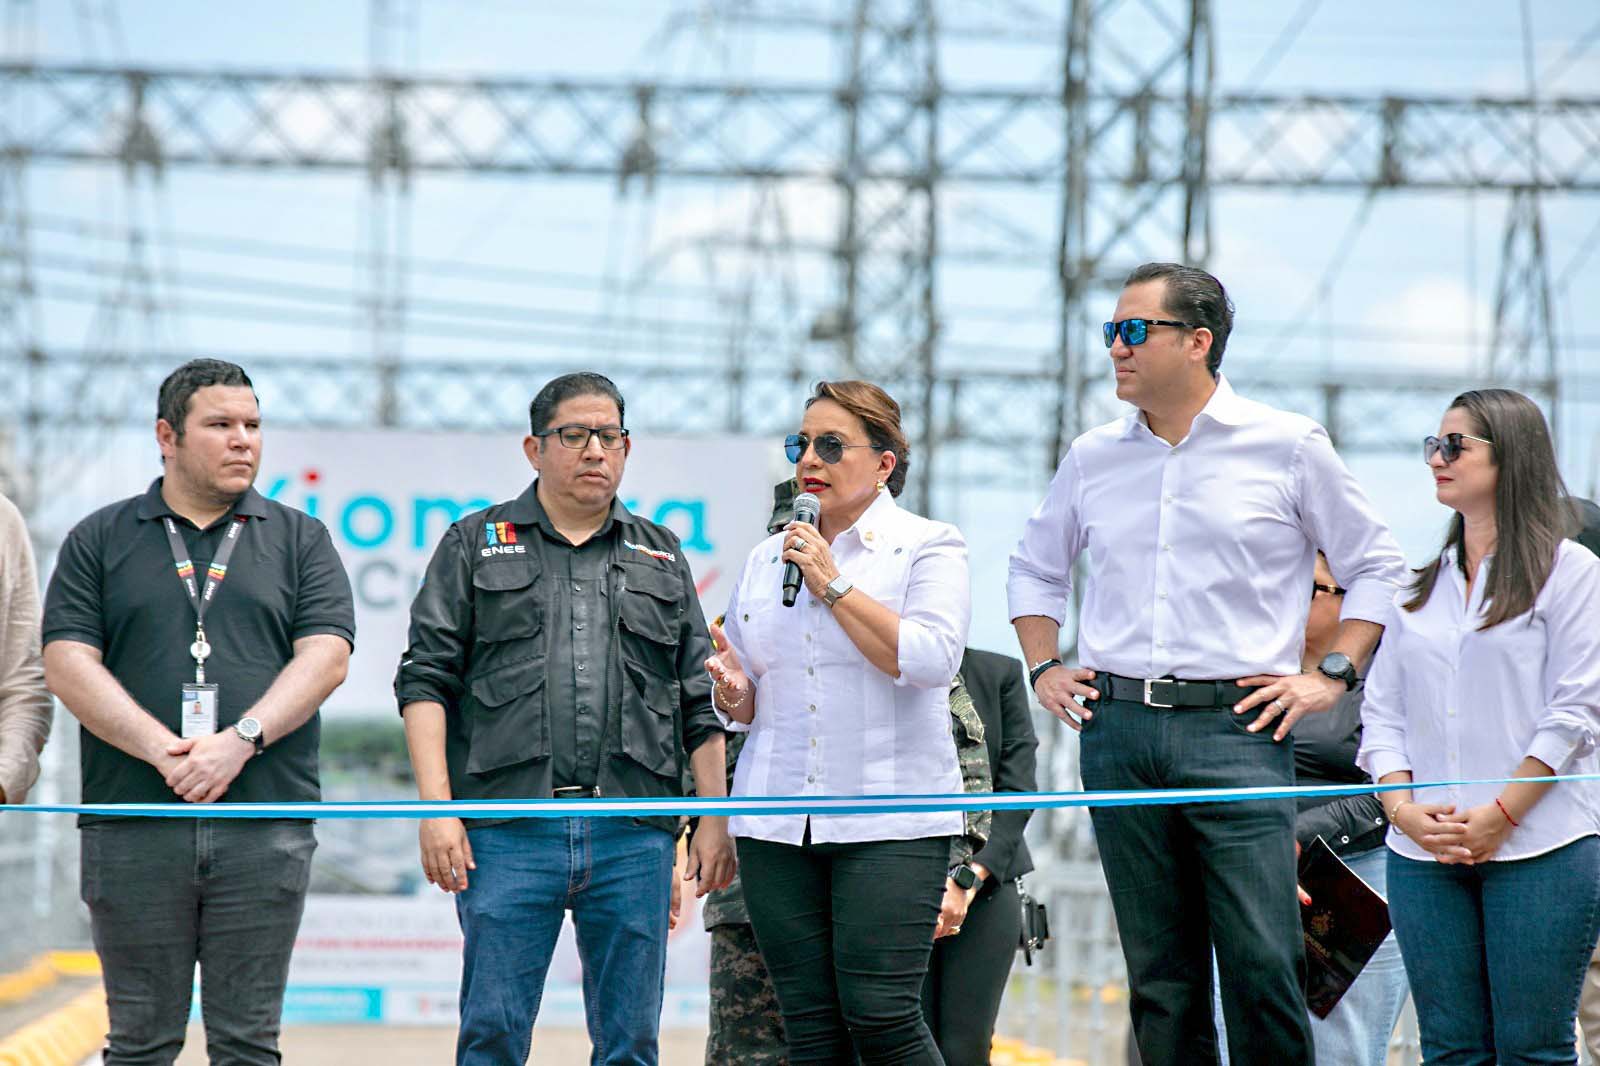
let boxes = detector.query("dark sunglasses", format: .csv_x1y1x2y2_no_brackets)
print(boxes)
1422,432,1492,464
1102,318,1195,348
1312,582,1347,598
784,433,878,465
537,424,629,450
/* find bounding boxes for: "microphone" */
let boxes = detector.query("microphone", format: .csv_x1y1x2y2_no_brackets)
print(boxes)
782,492,821,607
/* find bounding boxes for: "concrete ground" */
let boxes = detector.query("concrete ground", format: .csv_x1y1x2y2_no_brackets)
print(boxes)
169,1025,711,1064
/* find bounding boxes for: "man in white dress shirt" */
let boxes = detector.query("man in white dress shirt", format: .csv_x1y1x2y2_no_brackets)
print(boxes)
1007,262,1407,1066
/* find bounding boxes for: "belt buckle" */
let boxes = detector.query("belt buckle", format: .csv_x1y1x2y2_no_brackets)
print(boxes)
1143,678,1177,708
552,786,599,799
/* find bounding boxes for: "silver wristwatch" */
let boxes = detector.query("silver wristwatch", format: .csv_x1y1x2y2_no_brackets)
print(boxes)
233,716,264,755
822,575,854,607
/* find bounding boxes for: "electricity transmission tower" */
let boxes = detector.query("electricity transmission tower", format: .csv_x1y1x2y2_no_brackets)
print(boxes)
0,0,1595,516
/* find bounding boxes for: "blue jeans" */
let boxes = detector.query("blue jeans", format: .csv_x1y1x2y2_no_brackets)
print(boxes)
455,817,674,1066
1213,845,1411,1066
1389,836,1600,1065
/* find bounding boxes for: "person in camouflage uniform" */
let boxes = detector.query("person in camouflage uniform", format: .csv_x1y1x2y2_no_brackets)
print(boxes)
703,477,993,1065
704,729,791,1066
946,673,993,873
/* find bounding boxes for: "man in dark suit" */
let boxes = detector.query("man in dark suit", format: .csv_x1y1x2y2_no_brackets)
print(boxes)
921,646,1040,1065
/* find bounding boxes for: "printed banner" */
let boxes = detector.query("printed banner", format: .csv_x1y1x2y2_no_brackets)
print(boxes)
278,893,710,1027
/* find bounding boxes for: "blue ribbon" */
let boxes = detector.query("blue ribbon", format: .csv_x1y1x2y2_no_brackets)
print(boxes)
4,775,1597,819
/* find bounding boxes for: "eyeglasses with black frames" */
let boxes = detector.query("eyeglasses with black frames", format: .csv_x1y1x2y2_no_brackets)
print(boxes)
1422,432,1491,465
1102,318,1196,348
784,433,878,465
538,425,629,450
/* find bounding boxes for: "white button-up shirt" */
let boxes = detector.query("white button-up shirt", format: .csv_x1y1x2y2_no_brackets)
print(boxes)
721,491,969,844
1007,376,1406,680
1357,541,1600,862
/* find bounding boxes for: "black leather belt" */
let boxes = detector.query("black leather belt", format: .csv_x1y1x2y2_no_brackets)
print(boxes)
552,785,602,799
1096,672,1252,709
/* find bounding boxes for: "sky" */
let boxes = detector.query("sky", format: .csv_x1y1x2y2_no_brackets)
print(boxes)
5,0,1598,658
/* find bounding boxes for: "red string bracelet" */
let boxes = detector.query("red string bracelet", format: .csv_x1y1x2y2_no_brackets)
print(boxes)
1494,798,1520,827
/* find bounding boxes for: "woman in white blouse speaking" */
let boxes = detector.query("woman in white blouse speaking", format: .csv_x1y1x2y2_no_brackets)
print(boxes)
1358,388,1600,1065
705,380,969,1065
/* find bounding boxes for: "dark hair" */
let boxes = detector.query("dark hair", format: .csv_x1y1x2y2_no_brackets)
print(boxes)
1571,497,1600,558
156,359,256,439
1404,389,1575,629
1123,262,1234,375
805,380,910,497
529,372,626,436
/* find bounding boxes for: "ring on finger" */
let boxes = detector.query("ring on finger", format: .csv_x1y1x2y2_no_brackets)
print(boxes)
1271,699,1287,714
790,537,806,551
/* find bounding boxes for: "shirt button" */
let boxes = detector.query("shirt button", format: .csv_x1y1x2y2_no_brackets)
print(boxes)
808,704,817,712
1157,640,1167,648
810,601,819,608
806,775,815,784
805,634,813,642
1164,495,1174,504
809,738,817,748
573,584,582,592
1158,591,1168,600
1162,544,1173,552
577,663,586,671
576,623,586,630
807,667,815,676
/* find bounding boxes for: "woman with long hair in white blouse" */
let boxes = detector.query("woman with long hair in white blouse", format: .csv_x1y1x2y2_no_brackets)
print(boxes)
704,380,969,1065
1358,388,1600,1065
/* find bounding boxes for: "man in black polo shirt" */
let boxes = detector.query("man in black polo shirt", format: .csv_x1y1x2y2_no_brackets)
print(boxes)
397,371,734,1066
42,359,354,1066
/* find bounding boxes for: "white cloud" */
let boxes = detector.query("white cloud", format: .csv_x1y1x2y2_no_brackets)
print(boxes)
1354,275,1489,373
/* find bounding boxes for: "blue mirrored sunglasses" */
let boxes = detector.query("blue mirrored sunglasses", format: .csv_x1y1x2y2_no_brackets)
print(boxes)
1102,318,1195,348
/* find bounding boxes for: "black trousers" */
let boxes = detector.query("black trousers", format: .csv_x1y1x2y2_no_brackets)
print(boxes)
1078,697,1313,1066
920,878,1021,1066
81,818,315,1066
737,833,949,1066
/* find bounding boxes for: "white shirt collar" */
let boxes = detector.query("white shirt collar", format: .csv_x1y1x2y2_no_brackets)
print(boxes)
839,488,898,552
1195,375,1249,427
1120,374,1248,440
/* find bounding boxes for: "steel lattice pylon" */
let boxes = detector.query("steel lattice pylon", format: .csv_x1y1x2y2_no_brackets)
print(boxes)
0,2,1595,511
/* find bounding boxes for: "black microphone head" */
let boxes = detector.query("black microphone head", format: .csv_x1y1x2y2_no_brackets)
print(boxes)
793,492,821,526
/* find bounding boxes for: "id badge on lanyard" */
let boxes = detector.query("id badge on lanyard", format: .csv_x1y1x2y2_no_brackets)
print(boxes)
163,515,247,736
181,682,219,738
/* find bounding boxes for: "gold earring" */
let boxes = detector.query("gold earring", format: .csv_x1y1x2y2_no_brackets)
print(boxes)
875,480,885,492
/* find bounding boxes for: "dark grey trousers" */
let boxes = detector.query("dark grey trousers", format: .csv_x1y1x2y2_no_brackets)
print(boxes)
80,818,316,1066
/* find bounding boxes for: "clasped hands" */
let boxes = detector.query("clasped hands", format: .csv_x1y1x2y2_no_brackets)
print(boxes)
1391,800,1514,864
159,730,254,804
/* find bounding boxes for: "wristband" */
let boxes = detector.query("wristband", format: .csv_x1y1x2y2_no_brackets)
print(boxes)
1495,797,1520,828
1028,659,1064,689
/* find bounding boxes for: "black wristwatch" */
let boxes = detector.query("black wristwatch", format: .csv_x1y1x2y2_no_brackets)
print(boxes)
1317,652,1358,691
948,863,979,891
